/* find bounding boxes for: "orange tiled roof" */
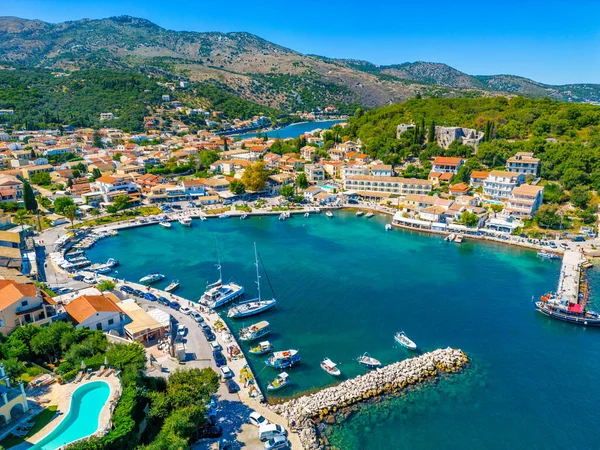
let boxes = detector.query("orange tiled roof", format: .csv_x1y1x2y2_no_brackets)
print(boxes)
64,295,123,324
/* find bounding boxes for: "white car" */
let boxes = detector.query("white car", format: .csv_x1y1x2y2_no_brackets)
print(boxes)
209,341,222,352
191,311,204,323
220,365,233,379
83,276,96,284
179,306,192,315
177,324,186,337
264,435,290,450
249,411,268,427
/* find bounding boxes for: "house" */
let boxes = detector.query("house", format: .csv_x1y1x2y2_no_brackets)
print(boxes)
267,174,294,195
0,176,22,203
505,184,544,219
300,146,316,161
404,194,437,210
483,171,525,200
0,281,58,335
322,161,343,179
179,179,207,198
419,205,447,222
313,191,337,204
21,164,54,181
100,113,114,121
449,183,470,196
115,165,146,176
262,153,281,170
439,172,453,183
342,164,369,181
64,294,126,332
506,152,540,176
431,157,464,174
344,176,432,199
428,171,442,186
396,124,416,138
469,171,490,188
304,164,325,183
370,164,393,177
303,185,325,202
279,155,304,173
118,299,165,344
200,177,230,193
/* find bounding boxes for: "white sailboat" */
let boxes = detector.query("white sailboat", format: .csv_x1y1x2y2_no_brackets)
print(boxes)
227,243,276,319
200,242,244,308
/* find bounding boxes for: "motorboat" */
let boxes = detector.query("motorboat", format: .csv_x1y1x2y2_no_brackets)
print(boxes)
394,331,417,350
106,258,119,268
249,341,273,355
385,224,392,231
239,321,270,342
325,211,333,218
265,350,300,369
139,273,165,284
200,216,207,221
227,243,276,318
94,265,112,274
159,220,171,229
357,352,381,369
445,233,456,242
219,214,230,219
454,234,464,244
538,250,560,260
320,358,341,376
165,279,180,292
267,372,291,391
365,212,375,218
279,213,287,221
178,216,192,227
240,214,248,220
356,211,364,217
304,212,310,218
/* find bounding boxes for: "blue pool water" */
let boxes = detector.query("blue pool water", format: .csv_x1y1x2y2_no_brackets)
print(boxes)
30,381,110,450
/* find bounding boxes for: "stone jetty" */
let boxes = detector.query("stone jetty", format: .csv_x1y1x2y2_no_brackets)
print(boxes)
269,347,468,449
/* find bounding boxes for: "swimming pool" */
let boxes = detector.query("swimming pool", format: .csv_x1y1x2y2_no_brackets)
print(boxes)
30,381,111,450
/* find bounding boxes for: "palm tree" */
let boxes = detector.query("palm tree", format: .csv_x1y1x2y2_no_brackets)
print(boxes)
64,205,77,229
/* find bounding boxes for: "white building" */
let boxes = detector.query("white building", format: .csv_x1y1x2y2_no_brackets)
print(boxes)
506,152,540,176
505,184,544,219
304,164,325,183
64,294,126,332
483,171,525,200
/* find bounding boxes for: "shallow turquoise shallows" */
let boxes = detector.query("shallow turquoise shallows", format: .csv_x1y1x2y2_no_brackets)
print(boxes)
236,119,343,139
87,212,600,449
30,381,110,450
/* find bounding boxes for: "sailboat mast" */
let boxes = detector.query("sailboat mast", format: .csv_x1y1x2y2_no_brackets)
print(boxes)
254,242,261,301
216,239,222,282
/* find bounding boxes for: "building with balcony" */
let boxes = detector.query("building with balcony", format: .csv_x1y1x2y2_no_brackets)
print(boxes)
483,171,525,200
0,363,29,427
344,175,432,199
304,164,325,183
506,152,540,176
431,157,465,174
0,281,58,335
505,184,544,219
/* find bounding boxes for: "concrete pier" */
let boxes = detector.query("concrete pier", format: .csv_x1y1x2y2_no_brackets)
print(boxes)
555,250,587,304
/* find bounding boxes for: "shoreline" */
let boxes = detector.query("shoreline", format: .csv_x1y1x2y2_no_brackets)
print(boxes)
230,119,344,138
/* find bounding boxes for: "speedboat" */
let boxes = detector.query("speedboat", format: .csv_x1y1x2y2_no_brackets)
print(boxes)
239,321,270,342
325,211,333,218
227,300,276,318
394,331,417,350
320,358,341,376
265,350,300,369
94,265,112,274
249,341,273,355
455,234,464,244
304,212,310,218
178,216,192,227
278,213,287,221
219,214,230,219
538,250,559,260
445,233,456,242
200,216,207,221
106,258,119,268
356,211,364,217
357,352,381,369
385,224,392,231
159,221,171,229
240,214,248,220
165,279,180,292
139,273,165,284
365,212,374,218
267,372,291,391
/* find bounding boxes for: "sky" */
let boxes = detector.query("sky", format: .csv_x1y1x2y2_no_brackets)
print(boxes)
3,0,600,85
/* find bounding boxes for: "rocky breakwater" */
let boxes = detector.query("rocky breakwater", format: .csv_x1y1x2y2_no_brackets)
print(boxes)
269,347,468,449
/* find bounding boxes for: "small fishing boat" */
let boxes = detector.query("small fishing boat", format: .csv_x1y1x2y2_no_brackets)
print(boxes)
356,211,364,217
278,212,287,221
249,341,273,355
365,212,374,218
265,350,300,369
267,372,291,391
454,234,464,244
139,273,165,284
159,220,171,229
165,279,180,292
239,321,270,342
385,224,392,231
538,250,559,260
394,331,417,350
326,211,333,218
320,358,341,376
357,352,381,369
445,233,456,242
304,212,310,218
240,214,248,220
178,216,192,227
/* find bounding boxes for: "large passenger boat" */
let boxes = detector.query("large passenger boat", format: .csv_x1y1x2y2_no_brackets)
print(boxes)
535,294,600,326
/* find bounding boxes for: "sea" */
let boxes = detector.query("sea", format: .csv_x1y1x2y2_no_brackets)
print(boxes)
86,211,600,449
235,119,344,140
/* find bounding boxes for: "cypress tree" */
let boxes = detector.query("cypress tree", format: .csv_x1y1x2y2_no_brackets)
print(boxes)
428,121,436,143
23,181,38,213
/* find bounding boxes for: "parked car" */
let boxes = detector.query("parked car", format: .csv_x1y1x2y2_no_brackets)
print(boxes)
264,436,290,450
169,301,181,311
259,424,288,442
157,296,170,306
204,331,216,342
249,412,269,427
209,341,222,352
213,350,227,367
191,311,204,323
201,323,212,332
549,242,558,249
220,366,233,379
133,289,145,297
171,204,182,210
143,292,157,301
560,242,569,249
120,285,134,294
572,236,585,242
73,274,85,281
177,324,186,337
180,306,192,315
226,378,238,393
83,276,96,284
197,425,223,439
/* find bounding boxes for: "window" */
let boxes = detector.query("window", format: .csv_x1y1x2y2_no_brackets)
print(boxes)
96,323,102,331
21,300,28,307
108,318,114,326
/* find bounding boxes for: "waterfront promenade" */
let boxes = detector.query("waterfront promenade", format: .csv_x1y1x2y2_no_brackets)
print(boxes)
555,250,587,304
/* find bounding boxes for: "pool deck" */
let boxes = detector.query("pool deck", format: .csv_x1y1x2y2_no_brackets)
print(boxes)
17,375,121,448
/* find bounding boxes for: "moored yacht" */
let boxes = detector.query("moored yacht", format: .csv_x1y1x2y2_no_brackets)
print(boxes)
365,212,375,218
356,210,364,217
159,220,171,229
165,279,180,292
536,294,600,326
140,273,165,284
239,321,270,342
538,250,559,260
200,244,244,308
178,216,192,227
357,352,381,368
325,211,333,218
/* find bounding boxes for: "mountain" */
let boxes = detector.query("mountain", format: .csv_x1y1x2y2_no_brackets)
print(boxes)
1,15,599,113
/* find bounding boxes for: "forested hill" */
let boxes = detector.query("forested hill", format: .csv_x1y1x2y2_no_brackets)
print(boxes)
343,97,600,196
1,15,600,112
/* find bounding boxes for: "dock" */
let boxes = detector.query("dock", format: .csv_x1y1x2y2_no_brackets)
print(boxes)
555,250,587,304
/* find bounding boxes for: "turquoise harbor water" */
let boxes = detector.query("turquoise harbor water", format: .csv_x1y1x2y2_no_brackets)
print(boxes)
87,212,600,449
236,119,344,139
31,381,110,450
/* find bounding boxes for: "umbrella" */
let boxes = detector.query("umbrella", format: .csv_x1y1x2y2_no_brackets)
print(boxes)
81,360,86,370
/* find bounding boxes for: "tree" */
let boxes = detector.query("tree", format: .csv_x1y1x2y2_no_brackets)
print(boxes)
198,150,219,169
93,131,103,149
228,180,246,195
222,137,228,152
91,168,102,181
561,168,588,190
543,182,565,204
113,194,130,211
241,162,268,192
280,185,294,198
570,185,591,209
22,181,38,212
535,204,562,229
97,280,116,291
30,171,52,186
53,196,75,215
64,204,77,228
459,211,479,228
428,121,436,143
296,172,309,189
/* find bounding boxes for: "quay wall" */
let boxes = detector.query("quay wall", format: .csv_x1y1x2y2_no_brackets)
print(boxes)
269,347,468,449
